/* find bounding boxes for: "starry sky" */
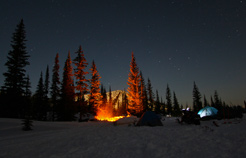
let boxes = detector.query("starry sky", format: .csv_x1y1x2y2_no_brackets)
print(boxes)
1,0,246,106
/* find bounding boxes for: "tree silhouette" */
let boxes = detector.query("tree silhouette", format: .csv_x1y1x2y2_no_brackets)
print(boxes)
173,91,181,116
214,90,222,110
89,60,102,115
127,52,142,115
139,72,148,112
166,84,172,115
59,52,76,121
33,72,46,120
73,46,88,119
192,82,202,112
2,19,30,118
50,53,60,121
147,78,154,111
155,90,161,114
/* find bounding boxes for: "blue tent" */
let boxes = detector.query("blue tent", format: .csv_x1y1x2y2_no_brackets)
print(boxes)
136,111,163,126
198,106,218,118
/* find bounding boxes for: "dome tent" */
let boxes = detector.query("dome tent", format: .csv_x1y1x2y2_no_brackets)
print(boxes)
198,106,218,118
136,111,163,126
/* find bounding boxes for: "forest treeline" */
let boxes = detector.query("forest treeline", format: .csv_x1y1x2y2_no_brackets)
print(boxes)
1,20,245,121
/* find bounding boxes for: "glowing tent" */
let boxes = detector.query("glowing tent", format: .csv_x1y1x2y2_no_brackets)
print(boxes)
198,106,218,118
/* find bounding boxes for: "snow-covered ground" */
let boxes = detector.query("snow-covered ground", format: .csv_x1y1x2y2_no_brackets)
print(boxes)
0,116,245,158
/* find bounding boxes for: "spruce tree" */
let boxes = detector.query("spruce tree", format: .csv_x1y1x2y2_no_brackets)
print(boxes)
173,91,181,116
44,65,50,118
89,60,102,115
50,53,60,121
214,90,222,110
192,82,202,112
155,90,161,114
147,78,154,111
73,46,88,118
166,84,172,115
60,52,76,121
33,72,46,120
139,72,148,112
127,52,142,115
2,19,30,118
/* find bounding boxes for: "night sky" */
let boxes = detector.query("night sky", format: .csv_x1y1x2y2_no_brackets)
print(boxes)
1,0,246,106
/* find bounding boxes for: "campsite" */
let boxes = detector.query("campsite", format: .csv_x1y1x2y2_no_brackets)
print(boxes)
0,113,245,158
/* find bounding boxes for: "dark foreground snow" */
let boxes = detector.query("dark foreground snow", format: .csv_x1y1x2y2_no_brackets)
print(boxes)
0,116,245,158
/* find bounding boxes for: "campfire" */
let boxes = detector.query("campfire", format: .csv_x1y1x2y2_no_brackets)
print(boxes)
95,106,128,122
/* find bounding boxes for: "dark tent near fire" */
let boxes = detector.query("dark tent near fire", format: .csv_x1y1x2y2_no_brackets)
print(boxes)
136,111,163,126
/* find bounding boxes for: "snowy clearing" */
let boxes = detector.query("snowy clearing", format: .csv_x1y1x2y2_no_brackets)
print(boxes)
0,116,245,158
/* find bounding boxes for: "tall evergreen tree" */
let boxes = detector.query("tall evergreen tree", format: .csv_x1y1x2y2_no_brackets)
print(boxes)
214,90,222,110
44,65,49,98
109,86,112,106
89,60,102,115
166,84,172,115
192,82,202,112
173,91,181,116
139,72,148,112
73,46,88,117
160,97,166,115
155,90,161,114
127,52,142,115
33,72,46,120
101,84,107,105
50,53,60,121
147,78,154,111
44,65,50,115
210,96,215,107
2,19,30,118
59,52,76,121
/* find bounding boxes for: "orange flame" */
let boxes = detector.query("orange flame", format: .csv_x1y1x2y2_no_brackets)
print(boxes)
95,105,128,122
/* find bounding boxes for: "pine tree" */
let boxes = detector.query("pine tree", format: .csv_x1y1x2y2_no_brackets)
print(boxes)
160,97,166,115
44,65,50,117
101,84,107,105
73,46,88,118
210,96,215,107
22,115,33,131
44,65,49,98
60,52,76,121
50,53,60,121
214,90,222,110
166,84,172,115
155,90,161,114
89,60,102,115
139,72,148,112
127,52,142,115
2,19,30,118
147,78,154,111
192,82,202,112
33,72,46,120
173,91,181,116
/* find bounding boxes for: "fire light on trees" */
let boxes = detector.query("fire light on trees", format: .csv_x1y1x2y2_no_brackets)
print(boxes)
127,52,143,115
